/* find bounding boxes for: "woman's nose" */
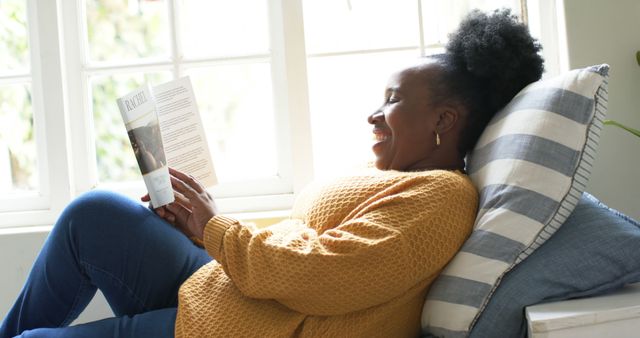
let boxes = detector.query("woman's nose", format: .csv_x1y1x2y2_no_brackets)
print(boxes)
368,109,384,124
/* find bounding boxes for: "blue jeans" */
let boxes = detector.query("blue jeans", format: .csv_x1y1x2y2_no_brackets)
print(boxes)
0,190,212,338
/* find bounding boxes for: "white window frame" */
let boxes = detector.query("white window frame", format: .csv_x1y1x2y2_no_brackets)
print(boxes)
0,0,563,229
304,0,561,74
0,0,72,227
526,0,568,77
59,0,313,215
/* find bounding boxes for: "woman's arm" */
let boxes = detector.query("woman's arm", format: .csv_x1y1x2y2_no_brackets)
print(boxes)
203,174,476,316
160,168,476,316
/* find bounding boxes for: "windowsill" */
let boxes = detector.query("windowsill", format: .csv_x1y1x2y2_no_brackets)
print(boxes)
0,208,291,235
526,283,640,337
0,188,296,230
229,209,290,228
0,225,53,236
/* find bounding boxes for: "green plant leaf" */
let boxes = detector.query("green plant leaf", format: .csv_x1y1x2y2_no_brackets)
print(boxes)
604,119,640,138
637,50,640,66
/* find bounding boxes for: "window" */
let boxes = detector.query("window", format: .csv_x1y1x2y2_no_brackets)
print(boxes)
70,0,288,197
83,1,278,185
0,1,37,197
0,0,64,222
303,0,523,178
2,0,558,228
59,0,299,218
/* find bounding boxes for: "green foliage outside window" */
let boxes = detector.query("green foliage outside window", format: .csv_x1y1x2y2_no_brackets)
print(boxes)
86,0,168,62
86,0,170,183
0,0,37,191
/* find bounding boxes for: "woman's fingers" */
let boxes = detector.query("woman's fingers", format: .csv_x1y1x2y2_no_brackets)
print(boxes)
158,208,183,235
156,207,166,217
165,211,176,224
155,206,173,221
170,176,206,210
166,202,192,228
167,167,217,240
154,207,177,227
169,167,205,193
173,192,193,211
171,175,199,199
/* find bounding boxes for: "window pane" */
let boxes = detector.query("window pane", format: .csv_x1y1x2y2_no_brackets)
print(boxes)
307,51,418,178
85,0,170,63
0,83,37,192
180,0,269,58
91,71,172,183
184,63,277,183
0,0,29,72
303,0,420,54
421,0,522,46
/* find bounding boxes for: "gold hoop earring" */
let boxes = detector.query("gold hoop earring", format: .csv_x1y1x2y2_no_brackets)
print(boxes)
435,132,441,146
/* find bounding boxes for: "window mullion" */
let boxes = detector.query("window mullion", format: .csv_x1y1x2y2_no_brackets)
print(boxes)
59,0,98,196
417,0,426,57
168,0,182,78
269,0,314,195
526,0,565,77
29,0,72,214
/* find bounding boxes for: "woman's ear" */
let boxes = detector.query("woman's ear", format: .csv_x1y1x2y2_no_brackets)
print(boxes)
435,106,460,134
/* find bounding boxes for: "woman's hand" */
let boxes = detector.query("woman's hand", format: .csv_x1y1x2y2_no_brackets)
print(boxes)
141,167,218,240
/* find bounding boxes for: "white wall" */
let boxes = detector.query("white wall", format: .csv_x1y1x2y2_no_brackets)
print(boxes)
0,228,112,325
562,0,640,219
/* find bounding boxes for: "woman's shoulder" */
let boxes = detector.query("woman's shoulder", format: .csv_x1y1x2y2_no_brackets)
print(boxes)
298,168,476,201
385,168,474,187
397,170,477,198
413,169,474,185
338,168,478,204
331,167,474,188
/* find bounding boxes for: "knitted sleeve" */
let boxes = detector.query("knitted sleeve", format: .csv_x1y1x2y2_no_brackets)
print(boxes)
202,173,477,316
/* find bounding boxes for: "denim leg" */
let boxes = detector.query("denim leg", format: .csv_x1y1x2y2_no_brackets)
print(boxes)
17,308,177,338
0,190,212,338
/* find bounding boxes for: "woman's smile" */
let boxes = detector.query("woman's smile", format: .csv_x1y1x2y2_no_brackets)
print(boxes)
372,128,390,153
367,64,443,171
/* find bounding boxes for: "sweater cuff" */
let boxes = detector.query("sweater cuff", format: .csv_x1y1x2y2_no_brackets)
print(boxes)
189,236,205,248
203,215,238,260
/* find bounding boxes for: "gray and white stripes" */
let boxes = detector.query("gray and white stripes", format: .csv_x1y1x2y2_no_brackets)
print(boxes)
422,65,610,337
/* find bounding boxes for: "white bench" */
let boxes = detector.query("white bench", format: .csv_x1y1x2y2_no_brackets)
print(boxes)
525,283,640,337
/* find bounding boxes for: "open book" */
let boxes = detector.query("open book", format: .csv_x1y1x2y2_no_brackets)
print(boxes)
117,77,217,207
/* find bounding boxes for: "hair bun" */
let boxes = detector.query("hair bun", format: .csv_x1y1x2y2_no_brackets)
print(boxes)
446,8,544,110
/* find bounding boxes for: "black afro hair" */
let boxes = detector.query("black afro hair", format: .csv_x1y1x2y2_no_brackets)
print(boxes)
429,8,544,154
447,8,544,110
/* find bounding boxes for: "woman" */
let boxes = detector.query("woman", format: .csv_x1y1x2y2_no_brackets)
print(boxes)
1,9,543,338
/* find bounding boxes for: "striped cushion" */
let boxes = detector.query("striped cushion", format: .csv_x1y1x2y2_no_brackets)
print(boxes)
421,64,610,337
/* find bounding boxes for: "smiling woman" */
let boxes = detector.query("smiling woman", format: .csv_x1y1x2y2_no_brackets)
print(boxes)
0,8,544,338
369,64,465,172
368,8,543,175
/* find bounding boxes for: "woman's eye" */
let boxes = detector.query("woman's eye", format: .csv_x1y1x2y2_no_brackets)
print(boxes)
387,96,399,104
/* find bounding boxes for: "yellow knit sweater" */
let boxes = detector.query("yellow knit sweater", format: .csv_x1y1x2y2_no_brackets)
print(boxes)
175,169,477,337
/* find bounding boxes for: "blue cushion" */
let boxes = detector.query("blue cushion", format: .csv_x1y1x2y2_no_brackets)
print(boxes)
469,192,640,338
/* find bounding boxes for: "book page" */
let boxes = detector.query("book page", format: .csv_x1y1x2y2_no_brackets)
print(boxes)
153,77,217,187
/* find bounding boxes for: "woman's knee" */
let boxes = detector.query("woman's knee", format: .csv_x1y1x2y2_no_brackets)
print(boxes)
66,190,135,217
55,190,150,239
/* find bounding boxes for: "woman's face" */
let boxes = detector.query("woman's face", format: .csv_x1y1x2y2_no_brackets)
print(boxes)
368,62,443,171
